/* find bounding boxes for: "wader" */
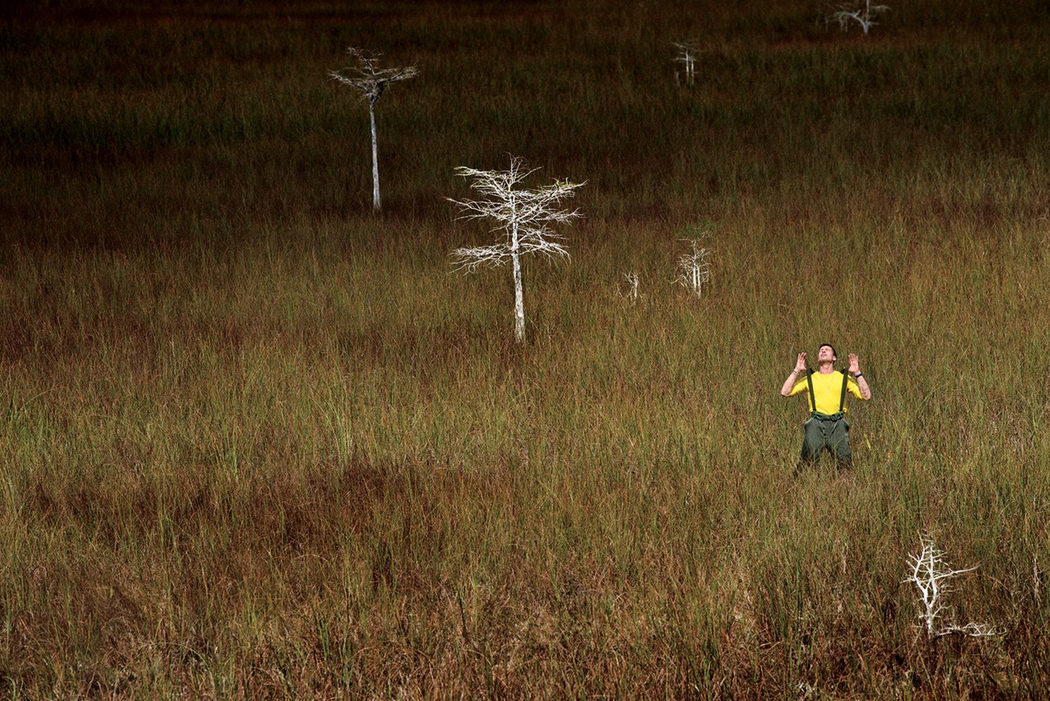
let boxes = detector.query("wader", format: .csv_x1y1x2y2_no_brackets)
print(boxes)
799,369,852,469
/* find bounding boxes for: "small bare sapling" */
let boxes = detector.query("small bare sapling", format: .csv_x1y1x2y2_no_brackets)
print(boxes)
672,41,699,86
828,1,890,35
622,271,641,304
329,48,419,211
673,234,712,298
904,532,1000,640
449,157,584,343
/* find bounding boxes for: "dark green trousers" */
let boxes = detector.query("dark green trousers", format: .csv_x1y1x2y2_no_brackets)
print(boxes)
799,411,851,468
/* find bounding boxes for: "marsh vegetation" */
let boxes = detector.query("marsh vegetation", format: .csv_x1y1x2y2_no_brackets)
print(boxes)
2,0,1049,695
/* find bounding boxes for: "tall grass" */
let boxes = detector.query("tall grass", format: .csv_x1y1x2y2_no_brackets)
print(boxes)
2,0,1049,695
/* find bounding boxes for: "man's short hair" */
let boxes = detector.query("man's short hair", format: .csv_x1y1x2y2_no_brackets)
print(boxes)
818,343,837,358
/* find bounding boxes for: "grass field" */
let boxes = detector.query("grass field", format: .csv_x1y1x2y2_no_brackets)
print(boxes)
2,0,1050,696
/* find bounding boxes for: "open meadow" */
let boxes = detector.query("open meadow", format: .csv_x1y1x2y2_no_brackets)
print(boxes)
2,0,1050,696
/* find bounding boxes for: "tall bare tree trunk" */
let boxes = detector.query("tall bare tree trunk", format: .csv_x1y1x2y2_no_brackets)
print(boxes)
369,100,380,211
511,220,525,343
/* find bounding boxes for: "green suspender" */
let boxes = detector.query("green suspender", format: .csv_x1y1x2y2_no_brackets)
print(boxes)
839,370,849,413
806,369,816,414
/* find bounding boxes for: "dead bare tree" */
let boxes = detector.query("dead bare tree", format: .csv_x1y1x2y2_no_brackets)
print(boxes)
904,532,999,640
622,271,641,305
449,157,584,343
672,41,699,86
673,229,713,298
828,1,890,35
329,48,418,211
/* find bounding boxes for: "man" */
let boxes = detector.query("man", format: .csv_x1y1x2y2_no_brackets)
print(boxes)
780,343,871,469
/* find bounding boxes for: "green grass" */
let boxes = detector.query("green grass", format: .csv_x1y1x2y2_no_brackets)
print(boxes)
2,0,1050,696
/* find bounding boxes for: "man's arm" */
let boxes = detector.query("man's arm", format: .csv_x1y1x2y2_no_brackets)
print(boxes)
848,353,872,400
780,352,807,397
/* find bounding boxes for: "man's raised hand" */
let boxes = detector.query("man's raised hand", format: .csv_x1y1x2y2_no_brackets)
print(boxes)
795,352,807,373
848,353,861,375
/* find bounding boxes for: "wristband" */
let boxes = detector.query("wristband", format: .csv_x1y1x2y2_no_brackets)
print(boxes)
854,372,863,378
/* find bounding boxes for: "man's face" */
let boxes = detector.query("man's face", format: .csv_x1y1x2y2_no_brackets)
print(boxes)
818,345,836,363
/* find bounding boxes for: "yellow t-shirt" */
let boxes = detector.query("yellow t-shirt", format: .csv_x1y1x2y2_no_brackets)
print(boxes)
788,371,864,414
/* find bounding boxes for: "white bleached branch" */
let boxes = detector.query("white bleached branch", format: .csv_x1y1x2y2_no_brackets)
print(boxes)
329,48,419,105
449,157,584,342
